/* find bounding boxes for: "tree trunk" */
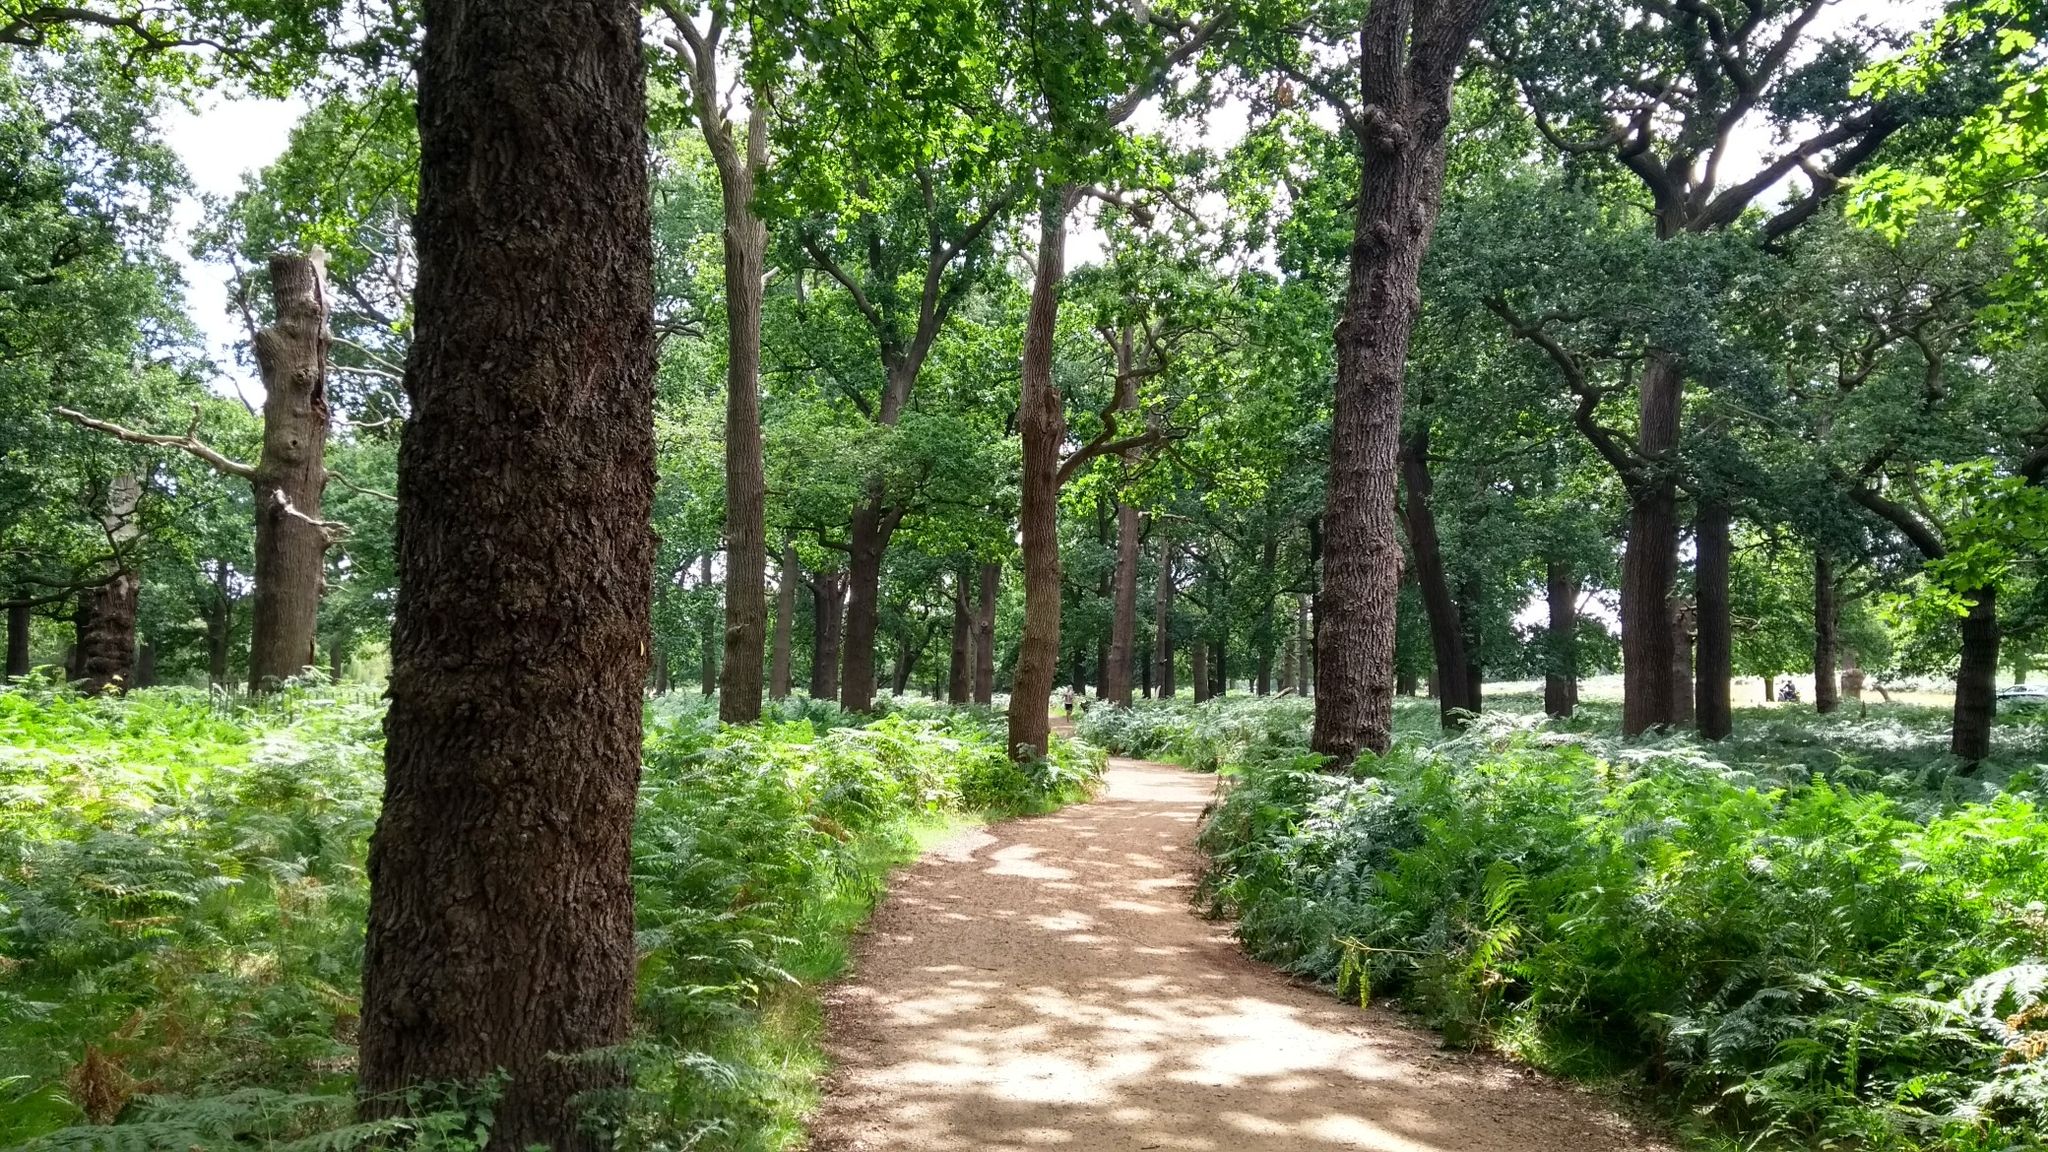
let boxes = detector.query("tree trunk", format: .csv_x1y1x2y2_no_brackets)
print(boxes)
1396,668,1417,696
1191,636,1209,703
1105,503,1141,707
1213,637,1227,697
1006,188,1075,760
809,569,846,700
1669,600,1695,729
1544,560,1577,718
75,572,138,694
1400,427,1477,726
249,253,333,693
1153,538,1174,699
1694,502,1732,739
1297,595,1312,694
840,498,898,713
5,600,28,680
948,567,973,704
1253,530,1278,696
1621,352,1682,735
1310,0,1489,765
1952,585,1998,765
206,561,233,687
707,105,769,725
1140,640,1153,698
356,1,654,1143
1812,552,1838,716
699,553,717,698
974,561,998,704
770,542,796,700
135,642,157,688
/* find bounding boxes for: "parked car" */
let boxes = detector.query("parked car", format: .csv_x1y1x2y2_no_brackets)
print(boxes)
1997,684,2048,713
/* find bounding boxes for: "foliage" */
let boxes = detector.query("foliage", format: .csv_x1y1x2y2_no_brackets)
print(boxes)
0,683,1102,1150
1156,695,2048,1150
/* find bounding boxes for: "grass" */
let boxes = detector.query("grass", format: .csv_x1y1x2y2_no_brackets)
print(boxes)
1087,692,2048,1151
0,678,1104,1151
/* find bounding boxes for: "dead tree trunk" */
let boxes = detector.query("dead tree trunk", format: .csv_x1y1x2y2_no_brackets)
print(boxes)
1310,0,1494,765
248,253,333,692
1813,552,1838,715
809,569,846,701
76,572,138,694
770,542,796,700
356,0,654,1143
974,561,998,704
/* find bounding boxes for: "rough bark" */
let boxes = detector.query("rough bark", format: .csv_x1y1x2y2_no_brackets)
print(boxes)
1400,427,1477,726
1153,538,1174,699
1953,586,1998,765
1620,351,1682,734
809,569,846,700
1311,0,1493,765
1694,502,1732,739
356,0,654,1143
1544,560,1577,718
248,253,333,693
1670,600,1696,729
770,542,796,700
75,571,137,695
948,567,973,704
840,499,903,713
699,553,717,698
974,561,998,704
1006,188,1076,760
5,600,28,679
1812,552,1838,715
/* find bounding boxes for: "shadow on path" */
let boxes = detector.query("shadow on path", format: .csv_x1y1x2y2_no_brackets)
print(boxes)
810,757,1669,1152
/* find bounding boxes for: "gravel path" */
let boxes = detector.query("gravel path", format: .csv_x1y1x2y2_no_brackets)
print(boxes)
810,755,1672,1152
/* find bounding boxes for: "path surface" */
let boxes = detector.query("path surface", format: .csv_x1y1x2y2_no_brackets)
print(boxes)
811,756,1672,1152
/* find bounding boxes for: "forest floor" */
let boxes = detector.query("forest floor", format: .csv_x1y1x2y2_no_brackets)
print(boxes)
808,752,1675,1152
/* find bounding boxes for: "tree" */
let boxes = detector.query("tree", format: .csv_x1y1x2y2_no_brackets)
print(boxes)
354,0,654,1143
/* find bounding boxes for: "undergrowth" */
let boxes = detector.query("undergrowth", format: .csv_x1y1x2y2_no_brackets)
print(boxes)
0,680,1103,1150
1157,694,2048,1150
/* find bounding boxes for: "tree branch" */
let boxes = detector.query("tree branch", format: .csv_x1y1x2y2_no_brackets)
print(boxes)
55,405,256,480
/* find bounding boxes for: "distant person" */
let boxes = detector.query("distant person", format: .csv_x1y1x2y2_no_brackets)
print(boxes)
1779,679,1800,703
1062,687,1075,719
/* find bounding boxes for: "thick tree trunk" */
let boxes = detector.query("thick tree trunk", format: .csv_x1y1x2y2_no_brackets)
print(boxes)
1952,586,1998,765
1006,189,1075,760
1191,637,1209,703
709,108,769,725
136,642,157,688
356,2,654,1145
1621,352,1682,735
1670,600,1696,728
1311,0,1488,765
1812,553,1838,715
76,572,138,694
1694,502,1732,739
770,542,796,700
974,561,998,704
5,600,28,679
809,570,846,700
699,553,717,697
948,567,973,704
1400,428,1476,726
841,498,899,713
248,254,333,693
1544,560,1577,718
1153,537,1175,699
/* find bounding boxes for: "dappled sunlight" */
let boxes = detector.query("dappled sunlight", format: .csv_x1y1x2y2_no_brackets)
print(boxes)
814,760,1669,1152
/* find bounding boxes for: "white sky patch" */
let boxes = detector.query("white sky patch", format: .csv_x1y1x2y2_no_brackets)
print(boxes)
164,94,304,399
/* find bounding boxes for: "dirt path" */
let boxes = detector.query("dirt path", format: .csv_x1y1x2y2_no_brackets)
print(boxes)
811,756,1673,1152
